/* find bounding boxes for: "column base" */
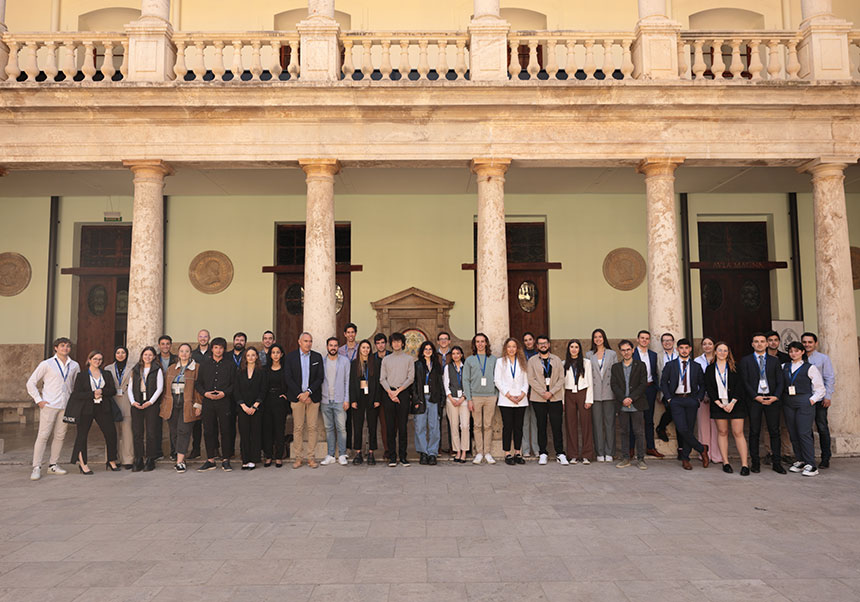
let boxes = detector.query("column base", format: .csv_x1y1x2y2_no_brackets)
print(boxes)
830,433,860,457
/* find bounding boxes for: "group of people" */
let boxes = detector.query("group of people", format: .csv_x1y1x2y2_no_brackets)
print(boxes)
26,323,834,479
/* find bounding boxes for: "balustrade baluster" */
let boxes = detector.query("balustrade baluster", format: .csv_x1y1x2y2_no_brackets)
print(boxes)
212,41,226,80
711,39,725,79
120,39,129,78
436,40,448,80
289,40,300,77
747,39,763,80
5,42,21,80
342,40,354,78
527,39,539,77
23,42,40,80
399,40,411,79
361,39,373,79
729,39,743,79
101,41,116,80
81,41,96,81
786,39,800,79
545,39,558,79
508,39,519,78
174,40,188,79
581,40,595,79
250,41,263,80
380,40,393,79
455,39,467,79
417,40,430,79
59,40,77,80
692,39,706,79
621,39,633,79
43,42,59,81
193,41,207,79
766,40,781,80
269,40,282,79
603,39,616,80
677,40,689,79
231,41,244,80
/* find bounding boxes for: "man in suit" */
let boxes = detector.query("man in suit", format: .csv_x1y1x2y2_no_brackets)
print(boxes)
612,340,649,469
802,332,834,469
285,332,324,469
633,330,663,458
660,338,708,470
739,332,786,474
655,332,679,451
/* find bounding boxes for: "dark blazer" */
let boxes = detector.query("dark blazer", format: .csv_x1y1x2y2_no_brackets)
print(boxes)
67,370,117,421
349,357,379,410
284,349,324,403
412,359,445,406
738,352,785,401
610,360,648,410
704,362,741,403
234,366,266,409
373,351,390,403
633,347,659,385
660,357,705,402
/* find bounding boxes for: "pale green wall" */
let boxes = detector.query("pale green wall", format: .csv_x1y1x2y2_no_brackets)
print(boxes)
0,197,50,344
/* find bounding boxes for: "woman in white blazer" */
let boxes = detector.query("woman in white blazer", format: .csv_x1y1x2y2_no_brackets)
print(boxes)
564,339,594,464
494,337,529,465
585,329,618,462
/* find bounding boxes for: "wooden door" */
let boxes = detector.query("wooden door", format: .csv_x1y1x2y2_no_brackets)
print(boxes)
276,272,351,351
76,276,118,364
700,269,772,357
508,269,549,341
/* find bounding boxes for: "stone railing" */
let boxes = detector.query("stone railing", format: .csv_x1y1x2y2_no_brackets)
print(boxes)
172,32,300,81
679,31,801,81
1,32,128,83
507,32,635,81
851,31,860,78
340,32,469,81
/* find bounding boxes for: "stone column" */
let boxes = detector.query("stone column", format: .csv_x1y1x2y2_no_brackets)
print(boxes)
798,0,852,80
637,158,685,346
0,0,7,79
801,0,832,20
0,0,7,30
308,0,335,19
472,158,511,350
51,0,61,31
632,0,680,80
468,0,509,81
300,159,340,353
800,158,860,455
122,160,172,360
638,0,666,19
474,0,499,19
125,0,176,81
297,0,340,81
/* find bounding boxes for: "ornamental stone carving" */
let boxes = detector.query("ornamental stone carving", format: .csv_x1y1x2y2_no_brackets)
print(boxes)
603,247,646,291
189,251,234,294
0,252,32,296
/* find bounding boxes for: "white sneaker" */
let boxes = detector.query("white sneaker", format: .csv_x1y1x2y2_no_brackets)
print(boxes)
570,458,578,465
789,461,804,473
247,462,255,469
802,465,819,477
320,455,336,466
485,454,496,465
596,456,605,463
48,464,67,475
30,466,41,481
472,454,484,465
605,455,613,462
538,454,548,465
557,454,570,466
581,458,590,465
338,455,348,466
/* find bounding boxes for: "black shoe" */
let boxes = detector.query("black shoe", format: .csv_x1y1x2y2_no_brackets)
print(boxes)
819,458,830,469
514,454,525,465
400,455,411,467
175,463,186,473
274,461,282,468
772,463,787,474
132,458,144,472
122,464,133,470
763,453,773,466
419,453,428,465
388,458,397,467
722,463,733,474
106,462,121,472
505,455,515,465
169,454,177,462
740,466,750,476
367,452,376,466
197,460,217,472
143,459,156,472
781,455,794,465
750,459,761,473
221,460,233,472
353,455,363,465
78,464,94,475
428,455,437,465
656,428,669,442
188,449,201,460
154,454,164,461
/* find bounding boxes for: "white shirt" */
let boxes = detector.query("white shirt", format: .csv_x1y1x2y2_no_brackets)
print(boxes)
443,362,465,398
674,358,692,395
754,352,769,394
564,363,594,405
493,356,529,408
128,366,164,405
788,361,827,403
26,354,81,410
636,347,653,382
713,361,730,401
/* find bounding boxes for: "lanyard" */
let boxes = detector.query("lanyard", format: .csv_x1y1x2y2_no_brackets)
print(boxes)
232,353,241,367
348,346,357,362
597,353,605,371
88,370,103,390
716,363,727,388
789,363,804,386
455,365,463,389
479,354,488,377
678,358,689,384
116,365,125,385
665,351,676,363
174,363,187,383
54,357,70,382
510,359,517,380
542,358,551,378
757,355,767,379
363,362,369,382
425,364,431,385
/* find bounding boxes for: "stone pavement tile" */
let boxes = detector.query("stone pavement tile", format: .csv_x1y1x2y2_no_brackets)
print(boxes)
269,522,316,538
354,558,427,583
535,518,601,538
840,578,860,592
148,585,237,602
70,586,163,602
394,537,459,558
206,559,289,586
308,583,390,602
646,517,715,534
591,518,661,537
464,582,548,602
766,578,860,602
456,536,523,557
0,587,88,602
696,553,790,580
0,524,45,541
579,534,651,557
129,523,203,541
133,560,226,586
558,503,659,519
501,505,560,520
0,561,89,588
480,519,541,537
367,520,426,538
691,579,791,602
187,522,262,540
515,535,582,557
427,558,499,583
62,560,157,588
494,557,572,582
310,522,370,538
202,538,274,560
0,541,30,557
265,537,334,559
3,540,88,562
387,582,467,602
130,539,212,562
617,579,704,602
425,520,486,538
10,524,90,542
563,555,648,581
0,564,19,578
627,554,720,580
759,553,860,579
231,584,315,602
327,537,396,559
281,559,359,585
541,580,629,602
70,522,148,542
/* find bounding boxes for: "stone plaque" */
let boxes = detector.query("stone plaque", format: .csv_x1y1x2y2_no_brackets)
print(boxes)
603,248,645,291
0,252,32,296
189,251,233,294
852,246,860,290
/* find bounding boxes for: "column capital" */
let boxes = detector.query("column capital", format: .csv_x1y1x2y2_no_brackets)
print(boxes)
300,158,341,179
637,157,684,177
122,159,174,178
798,157,858,178
471,158,511,178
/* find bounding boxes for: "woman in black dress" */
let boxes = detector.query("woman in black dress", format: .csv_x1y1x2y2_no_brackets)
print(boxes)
349,339,380,465
261,344,288,467
704,341,749,475
235,346,266,469
67,350,119,474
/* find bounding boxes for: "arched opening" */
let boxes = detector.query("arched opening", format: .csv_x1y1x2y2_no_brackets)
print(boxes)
688,8,765,30
78,7,141,31
501,8,548,79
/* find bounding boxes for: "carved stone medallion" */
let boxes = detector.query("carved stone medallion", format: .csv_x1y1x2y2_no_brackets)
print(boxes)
603,248,646,291
852,246,860,290
0,252,32,296
189,251,233,294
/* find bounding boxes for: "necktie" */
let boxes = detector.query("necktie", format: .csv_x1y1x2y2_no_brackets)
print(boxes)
682,360,688,393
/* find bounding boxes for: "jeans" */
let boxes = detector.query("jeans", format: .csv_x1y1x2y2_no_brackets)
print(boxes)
521,404,538,455
414,401,441,456
785,398,816,468
321,401,347,457
620,407,645,460
669,396,704,460
814,403,831,461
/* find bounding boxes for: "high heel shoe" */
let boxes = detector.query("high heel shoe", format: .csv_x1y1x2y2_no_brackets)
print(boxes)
78,464,94,475
106,462,121,472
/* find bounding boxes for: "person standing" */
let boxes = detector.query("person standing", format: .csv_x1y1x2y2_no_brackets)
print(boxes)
259,330,275,367
105,346,134,469
464,333,498,465
195,337,236,472
66,350,119,474
373,333,391,460
436,332,452,454
495,337,528,465
739,332,786,474
520,332,539,457
189,329,212,459
694,337,722,465
160,343,202,473
586,328,617,463
563,339,594,464
704,342,749,475
611,340,648,470
527,335,567,466
350,340,380,465
235,347,266,469
655,332,678,444
261,343,288,467
766,331,790,364
339,323,359,455
660,338,708,471
27,338,80,480
412,341,444,465
129,346,165,472
634,330,663,458
379,332,414,466
321,337,351,466
443,345,470,463
157,335,177,460
764,330,793,467
802,332,835,469
285,332,324,469
783,341,826,477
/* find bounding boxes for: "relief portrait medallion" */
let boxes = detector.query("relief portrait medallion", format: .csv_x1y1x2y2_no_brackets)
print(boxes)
0,252,32,296
189,251,234,294
603,248,646,291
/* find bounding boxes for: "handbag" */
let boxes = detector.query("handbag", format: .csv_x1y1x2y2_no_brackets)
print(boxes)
111,399,123,422
410,396,426,415
62,414,76,424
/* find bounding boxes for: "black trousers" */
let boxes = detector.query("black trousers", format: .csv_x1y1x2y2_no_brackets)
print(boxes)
131,403,161,460
72,407,118,464
383,389,410,461
814,404,831,461
632,383,658,451
499,406,525,452
262,398,289,460
749,399,782,462
670,397,704,460
353,400,379,452
533,401,564,456
237,407,262,464
191,420,203,454
785,399,816,468
202,397,234,459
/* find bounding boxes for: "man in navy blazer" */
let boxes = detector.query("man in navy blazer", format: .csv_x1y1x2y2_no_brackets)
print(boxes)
633,330,663,458
284,332,325,468
660,338,708,470
738,332,786,474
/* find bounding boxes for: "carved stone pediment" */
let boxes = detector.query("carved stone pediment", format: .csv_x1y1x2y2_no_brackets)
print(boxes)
371,288,458,352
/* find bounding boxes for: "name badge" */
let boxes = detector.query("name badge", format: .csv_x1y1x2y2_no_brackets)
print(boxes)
363,386,369,395
117,388,123,396
423,385,430,394
571,385,578,393
758,379,769,393
360,380,368,390
788,386,796,396
545,377,551,387
480,377,487,387
456,389,462,398
171,383,185,395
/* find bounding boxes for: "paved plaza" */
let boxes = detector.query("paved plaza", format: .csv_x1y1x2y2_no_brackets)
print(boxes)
1,424,860,602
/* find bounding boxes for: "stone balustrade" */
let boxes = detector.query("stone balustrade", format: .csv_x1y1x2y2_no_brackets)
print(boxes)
340,32,469,81
1,32,128,83
679,31,801,81
172,32,300,81
851,31,860,78
508,32,635,81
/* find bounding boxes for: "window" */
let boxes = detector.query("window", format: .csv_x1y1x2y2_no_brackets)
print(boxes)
80,226,131,268
277,224,351,266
